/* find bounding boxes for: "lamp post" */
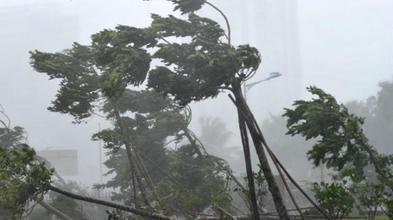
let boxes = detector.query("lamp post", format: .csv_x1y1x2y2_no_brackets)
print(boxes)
243,72,282,100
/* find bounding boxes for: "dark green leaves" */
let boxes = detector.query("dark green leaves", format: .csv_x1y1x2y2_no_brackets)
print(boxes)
32,0,263,110
0,126,26,148
188,13,225,43
30,43,94,80
0,145,52,217
283,86,374,175
148,12,262,105
169,0,206,14
49,80,99,122
92,26,153,91
92,25,157,48
236,45,261,78
151,13,224,42
149,43,259,105
30,44,99,122
148,65,223,105
150,14,195,38
92,129,122,151
284,86,342,140
114,90,172,114
30,27,154,122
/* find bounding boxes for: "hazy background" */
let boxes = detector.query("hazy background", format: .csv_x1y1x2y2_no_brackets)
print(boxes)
0,0,392,186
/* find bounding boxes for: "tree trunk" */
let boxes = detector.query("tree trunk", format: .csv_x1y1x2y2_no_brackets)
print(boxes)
113,106,150,207
237,113,260,220
131,169,139,208
182,128,204,157
231,81,289,220
48,185,169,220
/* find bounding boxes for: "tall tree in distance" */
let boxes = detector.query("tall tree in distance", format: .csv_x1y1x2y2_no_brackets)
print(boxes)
199,117,232,156
346,77,393,154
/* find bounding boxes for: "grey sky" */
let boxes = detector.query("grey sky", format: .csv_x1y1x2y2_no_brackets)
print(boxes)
0,0,392,185
298,0,393,101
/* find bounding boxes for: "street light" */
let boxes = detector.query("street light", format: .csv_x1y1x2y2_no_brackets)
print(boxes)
243,72,282,100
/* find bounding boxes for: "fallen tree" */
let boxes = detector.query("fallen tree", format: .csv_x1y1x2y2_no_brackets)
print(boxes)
47,185,170,220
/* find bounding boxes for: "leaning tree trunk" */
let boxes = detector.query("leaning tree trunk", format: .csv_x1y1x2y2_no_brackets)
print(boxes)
48,185,169,220
113,105,150,207
237,112,260,220
231,81,290,220
39,201,74,220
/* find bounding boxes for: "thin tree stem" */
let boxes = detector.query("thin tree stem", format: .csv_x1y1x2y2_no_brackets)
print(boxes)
205,1,231,45
39,201,74,220
237,113,260,220
112,104,150,207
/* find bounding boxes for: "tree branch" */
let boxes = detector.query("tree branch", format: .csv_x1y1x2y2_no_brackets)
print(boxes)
39,201,74,220
205,1,232,45
214,204,237,220
0,104,11,128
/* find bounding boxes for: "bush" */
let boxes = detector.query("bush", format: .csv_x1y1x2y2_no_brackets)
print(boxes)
313,182,354,219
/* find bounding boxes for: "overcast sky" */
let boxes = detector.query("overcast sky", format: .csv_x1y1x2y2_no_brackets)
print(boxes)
1,0,392,185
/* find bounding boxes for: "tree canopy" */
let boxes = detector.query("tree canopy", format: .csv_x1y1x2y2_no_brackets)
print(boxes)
29,0,291,218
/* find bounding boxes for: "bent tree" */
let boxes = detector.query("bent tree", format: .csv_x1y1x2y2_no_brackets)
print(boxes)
31,41,232,219
283,86,393,218
30,0,289,218
284,86,393,189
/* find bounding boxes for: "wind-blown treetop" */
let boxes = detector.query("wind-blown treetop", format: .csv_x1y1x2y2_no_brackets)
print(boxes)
283,86,393,183
0,126,26,148
284,87,374,172
148,11,260,104
168,0,205,14
30,0,261,123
